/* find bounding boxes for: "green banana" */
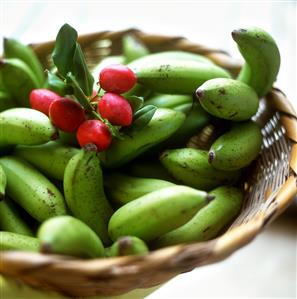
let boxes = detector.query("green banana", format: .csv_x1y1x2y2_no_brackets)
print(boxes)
100,108,185,168
160,148,241,190
108,185,213,242
37,215,105,258
128,51,214,68
3,38,45,86
133,59,231,94
14,141,80,180
0,164,6,199
0,196,33,236
122,83,152,99
154,186,243,247
0,58,40,107
0,90,17,112
0,231,39,252
0,156,66,222
145,94,192,109
125,160,176,182
0,108,57,147
161,102,210,147
123,34,149,63
196,78,259,121
63,145,113,245
57,130,79,147
104,173,175,206
105,236,149,257
209,121,262,170
232,27,281,97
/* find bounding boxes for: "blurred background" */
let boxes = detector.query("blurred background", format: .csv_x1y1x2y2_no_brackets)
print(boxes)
1,0,296,298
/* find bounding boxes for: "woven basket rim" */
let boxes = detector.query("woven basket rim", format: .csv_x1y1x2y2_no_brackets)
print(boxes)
1,29,297,297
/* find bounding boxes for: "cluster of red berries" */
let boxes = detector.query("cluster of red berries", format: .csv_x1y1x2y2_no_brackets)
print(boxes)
30,65,137,151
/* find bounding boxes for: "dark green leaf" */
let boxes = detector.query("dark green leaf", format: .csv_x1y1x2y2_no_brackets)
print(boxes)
52,24,77,76
66,72,92,110
45,71,72,96
72,43,94,96
126,95,144,113
124,105,157,136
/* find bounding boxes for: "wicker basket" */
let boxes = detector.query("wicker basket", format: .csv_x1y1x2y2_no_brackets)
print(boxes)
1,29,296,298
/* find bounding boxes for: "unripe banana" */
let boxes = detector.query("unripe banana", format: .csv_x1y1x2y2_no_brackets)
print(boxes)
3,38,45,86
14,141,80,180
0,164,6,199
64,145,113,245
0,156,66,222
108,185,213,242
154,186,243,247
105,236,149,257
37,216,105,258
145,94,192,109
0,196,33,236
0,58,40,107
104,173,175,206
0,108,57,147
196,78,259,121
123,34,150,63
126,160,176,182
232,27,281,97
0,90,17,112
209,121,262,170
100,108,185,168
0,231,39,252
133,59,231,94
163,102,210,147
160,148,241,190
128,51,214,68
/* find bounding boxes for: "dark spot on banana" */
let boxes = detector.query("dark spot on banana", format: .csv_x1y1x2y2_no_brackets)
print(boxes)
218,88,226,95
47,188,55,197
203,226,211,233
229,112,238,118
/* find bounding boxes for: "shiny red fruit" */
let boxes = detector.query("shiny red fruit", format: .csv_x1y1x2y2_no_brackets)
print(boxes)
99,64,136,94
29,89,61,116
98,93,133,126
49,98,85,132
76,120,112,151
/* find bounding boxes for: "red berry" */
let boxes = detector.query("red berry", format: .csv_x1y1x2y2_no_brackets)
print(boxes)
76,120,112,151
49,98,85,132
29,89,61,116
98,93,133,126
99,64,136,94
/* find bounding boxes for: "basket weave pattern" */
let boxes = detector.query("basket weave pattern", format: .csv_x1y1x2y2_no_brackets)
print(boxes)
0,29,296,297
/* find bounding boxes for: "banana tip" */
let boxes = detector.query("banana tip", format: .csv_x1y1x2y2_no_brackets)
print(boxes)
195,88,204,99
40,243,52,254
208,150,215,163
231,28,247,40
83,143,98,152
206,194,215,203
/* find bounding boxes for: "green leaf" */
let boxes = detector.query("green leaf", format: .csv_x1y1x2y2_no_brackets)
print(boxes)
52,24,77,76
126,95,144,113
72,43,94,96
124,105,157,136
45,71,72,96
66,72,92,110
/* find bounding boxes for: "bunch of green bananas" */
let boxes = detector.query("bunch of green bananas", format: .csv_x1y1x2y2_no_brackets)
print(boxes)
0,26,280,258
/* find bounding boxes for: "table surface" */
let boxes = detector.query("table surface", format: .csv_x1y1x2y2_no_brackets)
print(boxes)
1,1,296,298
